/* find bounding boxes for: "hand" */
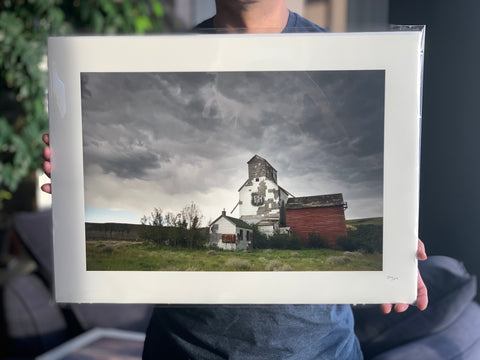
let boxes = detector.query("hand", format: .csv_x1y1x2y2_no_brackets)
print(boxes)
380,239,428,314
41,133,52,194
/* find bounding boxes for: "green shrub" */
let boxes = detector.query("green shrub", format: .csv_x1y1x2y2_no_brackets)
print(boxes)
336,224,383,254
306,232,329,249
336,235,357,252
251,224,268,249
139,225,208,249
268,232,301,250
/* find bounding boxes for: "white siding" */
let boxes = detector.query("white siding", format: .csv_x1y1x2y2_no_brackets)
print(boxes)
258,224,275,236
210,217,253,251
217,242,236,251
215,217,236,234
239,177,281,217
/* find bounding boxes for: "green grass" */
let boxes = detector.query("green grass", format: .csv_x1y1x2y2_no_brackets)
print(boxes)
86,241,382,271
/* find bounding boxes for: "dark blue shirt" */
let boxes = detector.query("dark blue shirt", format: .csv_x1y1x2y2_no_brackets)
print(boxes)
195,10,329,33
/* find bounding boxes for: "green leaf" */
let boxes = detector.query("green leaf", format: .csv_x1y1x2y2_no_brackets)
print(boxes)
0,117,14,146
0,190,12,202
151,0,164,18
134,16,153,34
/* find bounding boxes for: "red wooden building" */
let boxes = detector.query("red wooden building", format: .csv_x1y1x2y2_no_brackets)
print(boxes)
286,194,348,248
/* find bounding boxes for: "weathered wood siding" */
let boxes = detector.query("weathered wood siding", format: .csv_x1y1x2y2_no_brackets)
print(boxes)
286,206,347,247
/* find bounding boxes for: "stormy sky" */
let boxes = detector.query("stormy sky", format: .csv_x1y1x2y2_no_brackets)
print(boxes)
81,70,384,225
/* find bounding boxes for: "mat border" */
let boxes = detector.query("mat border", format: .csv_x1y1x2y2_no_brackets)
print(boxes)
48,31,423,304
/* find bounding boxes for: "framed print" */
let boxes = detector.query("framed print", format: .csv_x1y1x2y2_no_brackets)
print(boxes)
36,328,145,360
48,30,424,304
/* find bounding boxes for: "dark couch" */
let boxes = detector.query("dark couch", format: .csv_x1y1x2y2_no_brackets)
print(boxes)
1,210,152,358
354,255,480,359
2,209,479,359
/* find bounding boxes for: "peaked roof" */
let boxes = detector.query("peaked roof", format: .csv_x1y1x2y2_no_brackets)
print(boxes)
210,214,252,229
247,154,277,172
279,185,294,198
225,216,252,229
286,194,346,209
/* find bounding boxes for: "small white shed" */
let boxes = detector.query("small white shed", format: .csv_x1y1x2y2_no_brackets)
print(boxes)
209,211,253,251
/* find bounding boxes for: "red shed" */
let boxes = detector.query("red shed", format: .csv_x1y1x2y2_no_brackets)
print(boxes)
286,194,348,248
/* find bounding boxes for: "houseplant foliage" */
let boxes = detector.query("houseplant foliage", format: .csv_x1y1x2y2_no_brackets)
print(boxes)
61,0,167,34
0,0,168,211
0,0,70,209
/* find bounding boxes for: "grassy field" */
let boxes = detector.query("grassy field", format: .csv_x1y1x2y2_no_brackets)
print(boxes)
86,240,382,271
346,217,383,227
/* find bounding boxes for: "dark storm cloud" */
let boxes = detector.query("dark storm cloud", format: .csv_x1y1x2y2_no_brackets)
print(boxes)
83,135,168,179
282,71,384,191
81,70,385,218
208,70,386,196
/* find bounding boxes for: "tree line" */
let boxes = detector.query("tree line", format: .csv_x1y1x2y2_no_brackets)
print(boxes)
85,222,142,241
139,202,208,249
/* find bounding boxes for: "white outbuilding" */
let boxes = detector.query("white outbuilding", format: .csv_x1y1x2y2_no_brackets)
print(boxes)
209,210,253,251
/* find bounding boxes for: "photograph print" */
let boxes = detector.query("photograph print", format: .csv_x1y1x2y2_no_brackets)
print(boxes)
81,70,385,272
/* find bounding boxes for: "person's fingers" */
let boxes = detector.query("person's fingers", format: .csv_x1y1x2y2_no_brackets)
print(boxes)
43,145,51,162
380,241,429,315
41,183,52,194
42,133,50,146
380,303,392,314
416,270,428,311
43,160,52,178
393,303,410,313
417,239,427,261
41,134,52,194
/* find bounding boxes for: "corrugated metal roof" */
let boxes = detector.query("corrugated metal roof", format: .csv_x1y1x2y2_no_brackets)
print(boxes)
286,193,346,209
